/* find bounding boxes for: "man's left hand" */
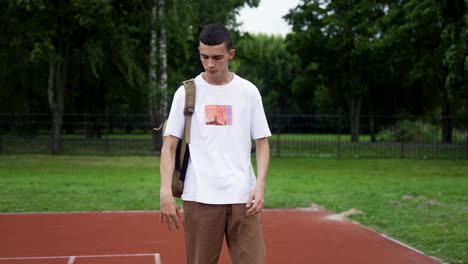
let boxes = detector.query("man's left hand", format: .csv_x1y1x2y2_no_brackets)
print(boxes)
246,183,265,216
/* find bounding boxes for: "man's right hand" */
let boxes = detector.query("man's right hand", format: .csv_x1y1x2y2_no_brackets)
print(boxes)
160,192,181,231
159,135,182,231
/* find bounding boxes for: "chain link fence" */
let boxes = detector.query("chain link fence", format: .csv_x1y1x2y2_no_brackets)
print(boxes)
1,113,467,159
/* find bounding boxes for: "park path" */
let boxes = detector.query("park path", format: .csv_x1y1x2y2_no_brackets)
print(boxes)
0,209,441,264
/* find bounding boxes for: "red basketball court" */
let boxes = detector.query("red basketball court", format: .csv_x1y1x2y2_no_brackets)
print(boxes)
1,209,441,264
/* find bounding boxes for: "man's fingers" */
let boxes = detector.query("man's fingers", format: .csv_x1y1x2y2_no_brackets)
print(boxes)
163,208,180,230
160,208,180,230
160,197,181,231
161,214,177,230
246,195,254,208
246,201,256,213
170,214,179,229
168,219,176,231
246,199,264,215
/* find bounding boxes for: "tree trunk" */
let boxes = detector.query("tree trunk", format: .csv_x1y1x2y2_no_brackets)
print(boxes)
439,76,453,143
48,37,70,154
147,0,167,152
349,95,361,143
48,59,60,154
148,0,161,151
370,114,376,142
158,0,168,119
441,96,453,143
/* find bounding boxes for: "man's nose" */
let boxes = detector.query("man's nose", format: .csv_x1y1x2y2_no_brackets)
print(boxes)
207,60,215,68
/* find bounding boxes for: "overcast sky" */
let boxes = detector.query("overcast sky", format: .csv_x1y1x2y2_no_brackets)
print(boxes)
236,0,302,36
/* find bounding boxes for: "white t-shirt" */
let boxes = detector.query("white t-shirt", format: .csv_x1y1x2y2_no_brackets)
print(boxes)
164,73,271,204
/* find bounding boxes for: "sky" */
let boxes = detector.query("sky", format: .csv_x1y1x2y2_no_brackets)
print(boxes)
236,0,302,36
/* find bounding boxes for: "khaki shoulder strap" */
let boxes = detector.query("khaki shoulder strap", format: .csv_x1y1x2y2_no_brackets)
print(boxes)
182,79,195,144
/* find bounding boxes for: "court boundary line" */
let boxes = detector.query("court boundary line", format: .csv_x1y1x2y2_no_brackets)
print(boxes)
0,210,157,215
345,219,427,255
347,219,443,262
0,208,309,215
66,256,75,264
154,253,162,264
0,253,161,261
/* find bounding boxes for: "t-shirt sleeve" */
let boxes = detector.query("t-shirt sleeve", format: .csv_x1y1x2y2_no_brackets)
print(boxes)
250,89,272,139
164,86,185,139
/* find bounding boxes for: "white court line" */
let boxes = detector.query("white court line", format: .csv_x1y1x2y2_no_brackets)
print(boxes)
154,253,161,264
0,210,157,215
0,253,160,260
67,256,75,264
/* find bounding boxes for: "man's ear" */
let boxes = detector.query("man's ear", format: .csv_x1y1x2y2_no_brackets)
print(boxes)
229,49,236,60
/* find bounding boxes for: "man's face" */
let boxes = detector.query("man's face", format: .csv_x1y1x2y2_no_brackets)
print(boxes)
198,42,235,78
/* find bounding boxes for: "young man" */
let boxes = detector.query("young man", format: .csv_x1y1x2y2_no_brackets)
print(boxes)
160,24,271,264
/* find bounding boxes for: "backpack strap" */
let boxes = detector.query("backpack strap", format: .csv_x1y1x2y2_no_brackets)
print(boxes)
182,79,195,144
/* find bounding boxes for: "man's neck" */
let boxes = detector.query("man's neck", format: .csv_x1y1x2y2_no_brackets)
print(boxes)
202,71,233,86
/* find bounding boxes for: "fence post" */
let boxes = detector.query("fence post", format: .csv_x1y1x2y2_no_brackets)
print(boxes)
105,137,110,156
465,114,468,160
276,109,281,158
399,114,404,159
103,117,110,156
370,114,376,142
337,109,342,159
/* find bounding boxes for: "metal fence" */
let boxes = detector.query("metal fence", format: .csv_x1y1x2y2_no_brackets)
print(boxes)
1,113,467,159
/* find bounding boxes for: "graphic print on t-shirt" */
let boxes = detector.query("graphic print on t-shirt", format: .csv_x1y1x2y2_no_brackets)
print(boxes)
205,105,233,126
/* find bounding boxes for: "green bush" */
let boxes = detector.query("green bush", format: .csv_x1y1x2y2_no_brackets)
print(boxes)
376,120,440,142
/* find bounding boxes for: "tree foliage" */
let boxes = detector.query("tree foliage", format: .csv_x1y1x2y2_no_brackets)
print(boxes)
284,0,467,142
1,0,466,146
1,0,260,112
0,0,260,152
231,34,301,114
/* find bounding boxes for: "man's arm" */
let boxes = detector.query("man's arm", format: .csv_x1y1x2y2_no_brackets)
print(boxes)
246,137,270,216
160,135,182,230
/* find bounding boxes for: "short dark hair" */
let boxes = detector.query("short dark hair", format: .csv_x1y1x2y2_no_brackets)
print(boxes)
199,24,233,50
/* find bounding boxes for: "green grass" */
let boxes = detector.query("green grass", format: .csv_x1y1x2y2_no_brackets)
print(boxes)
0,155,160,211
0,155,467,263
10,131,465,143
265,158,468,264
3,135,467,159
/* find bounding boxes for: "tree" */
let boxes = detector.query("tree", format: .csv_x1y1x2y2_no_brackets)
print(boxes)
148,0,261,150
285,0,386,142
230,34,301,114
2,0,264,153
0,2,46,116
374,0,467,143
148,0,166,150
5,0,150,152
285,0,467,143
163,0,261,89
10,0,77,153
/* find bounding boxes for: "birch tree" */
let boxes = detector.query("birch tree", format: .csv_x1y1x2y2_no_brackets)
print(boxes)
150,0,260,150
148,0,167,151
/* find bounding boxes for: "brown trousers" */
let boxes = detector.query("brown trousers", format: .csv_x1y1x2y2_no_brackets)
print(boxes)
183,201,265,264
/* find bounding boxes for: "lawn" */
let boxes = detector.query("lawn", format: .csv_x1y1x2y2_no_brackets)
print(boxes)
0,155,467,263
3,135,466,159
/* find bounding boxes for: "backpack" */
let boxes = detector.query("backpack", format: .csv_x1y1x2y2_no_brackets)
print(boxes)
159,79,196,198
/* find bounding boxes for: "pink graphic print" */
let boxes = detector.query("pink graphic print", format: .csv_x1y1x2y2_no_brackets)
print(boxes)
205,105,233,126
